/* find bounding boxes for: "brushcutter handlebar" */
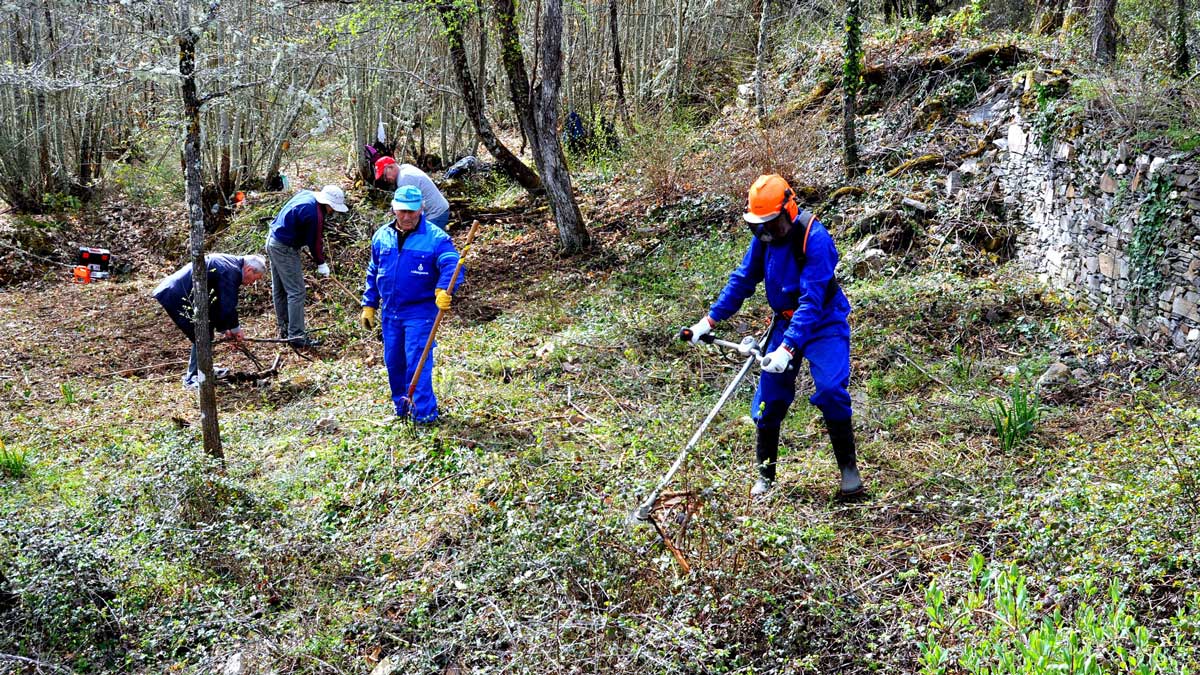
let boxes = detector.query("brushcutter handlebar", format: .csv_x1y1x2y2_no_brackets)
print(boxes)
680,327,764,357
678,327,715,344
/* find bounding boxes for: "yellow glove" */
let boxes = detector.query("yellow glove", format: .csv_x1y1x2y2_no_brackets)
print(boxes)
360,306,378,330
435,288,452,311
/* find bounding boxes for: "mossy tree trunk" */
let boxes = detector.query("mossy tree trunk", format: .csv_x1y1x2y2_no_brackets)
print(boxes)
842,0,862,179
437,0,543,196
1174,0,1190,76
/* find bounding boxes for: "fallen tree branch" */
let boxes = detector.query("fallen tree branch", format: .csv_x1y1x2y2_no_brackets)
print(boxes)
104,360,189,378
0,653,74,674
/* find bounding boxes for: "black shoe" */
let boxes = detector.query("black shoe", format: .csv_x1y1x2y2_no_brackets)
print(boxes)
826,417,866,501
289,335,322,348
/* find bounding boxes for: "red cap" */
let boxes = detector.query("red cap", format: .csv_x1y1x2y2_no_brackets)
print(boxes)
374,156,397,180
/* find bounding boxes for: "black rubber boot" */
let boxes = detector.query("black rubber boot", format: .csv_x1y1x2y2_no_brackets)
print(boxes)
825,417,865,501
752,425,780,496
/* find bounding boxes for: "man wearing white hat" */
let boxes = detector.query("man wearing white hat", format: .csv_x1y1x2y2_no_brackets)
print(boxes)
267,185,349,347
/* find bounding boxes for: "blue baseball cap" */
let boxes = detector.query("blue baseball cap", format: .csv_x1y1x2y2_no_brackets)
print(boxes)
391,185,423,211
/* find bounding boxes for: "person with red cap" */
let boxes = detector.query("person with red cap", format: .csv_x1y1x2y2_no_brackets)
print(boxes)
685,174,863,501
373,156,451,231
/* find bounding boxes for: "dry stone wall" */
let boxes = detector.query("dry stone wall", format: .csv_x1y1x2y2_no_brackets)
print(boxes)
980,96,1200,353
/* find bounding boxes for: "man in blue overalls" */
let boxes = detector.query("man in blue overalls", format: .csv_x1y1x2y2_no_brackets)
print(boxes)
687,174,864,500
360,186,462,423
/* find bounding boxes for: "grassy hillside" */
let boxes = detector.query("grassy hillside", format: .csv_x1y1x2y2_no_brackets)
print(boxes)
3,197,1198,672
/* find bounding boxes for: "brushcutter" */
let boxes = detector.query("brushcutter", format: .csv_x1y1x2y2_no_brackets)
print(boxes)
630,318,783,524
402,220,481,414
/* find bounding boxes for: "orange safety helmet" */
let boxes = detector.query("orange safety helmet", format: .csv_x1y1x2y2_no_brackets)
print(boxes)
744,174,799,224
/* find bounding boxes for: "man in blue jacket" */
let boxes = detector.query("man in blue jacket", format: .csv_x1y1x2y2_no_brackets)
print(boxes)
360,185,462,423
686,174,864,500
267,185,348,346
153,254,267,389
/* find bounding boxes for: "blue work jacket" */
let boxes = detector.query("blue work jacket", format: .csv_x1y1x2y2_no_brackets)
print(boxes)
362,215,462,320
710,215,850,352
152,254,245,332
269,191,326,264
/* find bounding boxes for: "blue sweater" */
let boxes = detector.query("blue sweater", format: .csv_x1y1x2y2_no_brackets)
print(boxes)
269,191,326,264
362,215,462,320
152,254,245,332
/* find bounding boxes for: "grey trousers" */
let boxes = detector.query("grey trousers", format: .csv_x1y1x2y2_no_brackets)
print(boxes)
267,235,307,339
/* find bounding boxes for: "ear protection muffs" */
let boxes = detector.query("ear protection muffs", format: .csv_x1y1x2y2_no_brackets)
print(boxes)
781,188,799,222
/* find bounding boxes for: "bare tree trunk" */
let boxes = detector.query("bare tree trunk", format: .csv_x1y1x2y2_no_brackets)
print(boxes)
533,0,589,252
495,0,590,253
475,3,487,156
669,0,687,101
1092,0,1118,66
1034,0,1066,34
437,0,544,194
219,108,232,196
1175,0,1190,76
843,0,862,179
264,63,322,189
178,0,223,461
754,0,771,122
883,0,901,22
608,0,633,132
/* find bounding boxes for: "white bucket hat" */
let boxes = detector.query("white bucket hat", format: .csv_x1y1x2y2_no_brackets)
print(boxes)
312,185,349,212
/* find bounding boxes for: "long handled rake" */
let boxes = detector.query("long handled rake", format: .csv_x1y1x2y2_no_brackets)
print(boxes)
402,220,481,414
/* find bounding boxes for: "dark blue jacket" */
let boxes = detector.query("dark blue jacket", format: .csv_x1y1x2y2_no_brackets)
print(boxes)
710,215,850,352
269,191,326,264
362,215,462,320
152,254,245,332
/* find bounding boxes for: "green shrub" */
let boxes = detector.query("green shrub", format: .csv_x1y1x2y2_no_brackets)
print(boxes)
984,382,1040,452
921,554,1191,674
40,192,81,212
0,440,28,479
108,160,183,207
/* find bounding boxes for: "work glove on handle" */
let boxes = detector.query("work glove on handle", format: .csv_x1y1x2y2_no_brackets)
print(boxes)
225,327,244,343
316,263,331,277
760,344,793,373
687,316,714,345
360,306,378,330
435,288,452,311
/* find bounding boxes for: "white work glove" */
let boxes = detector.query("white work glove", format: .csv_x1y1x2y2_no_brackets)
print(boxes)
759,344,793,373
316,263,331,277
687,317,714,344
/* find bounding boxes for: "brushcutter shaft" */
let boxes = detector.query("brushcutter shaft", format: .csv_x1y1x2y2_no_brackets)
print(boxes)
633,348,761,522
635,322,780,522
